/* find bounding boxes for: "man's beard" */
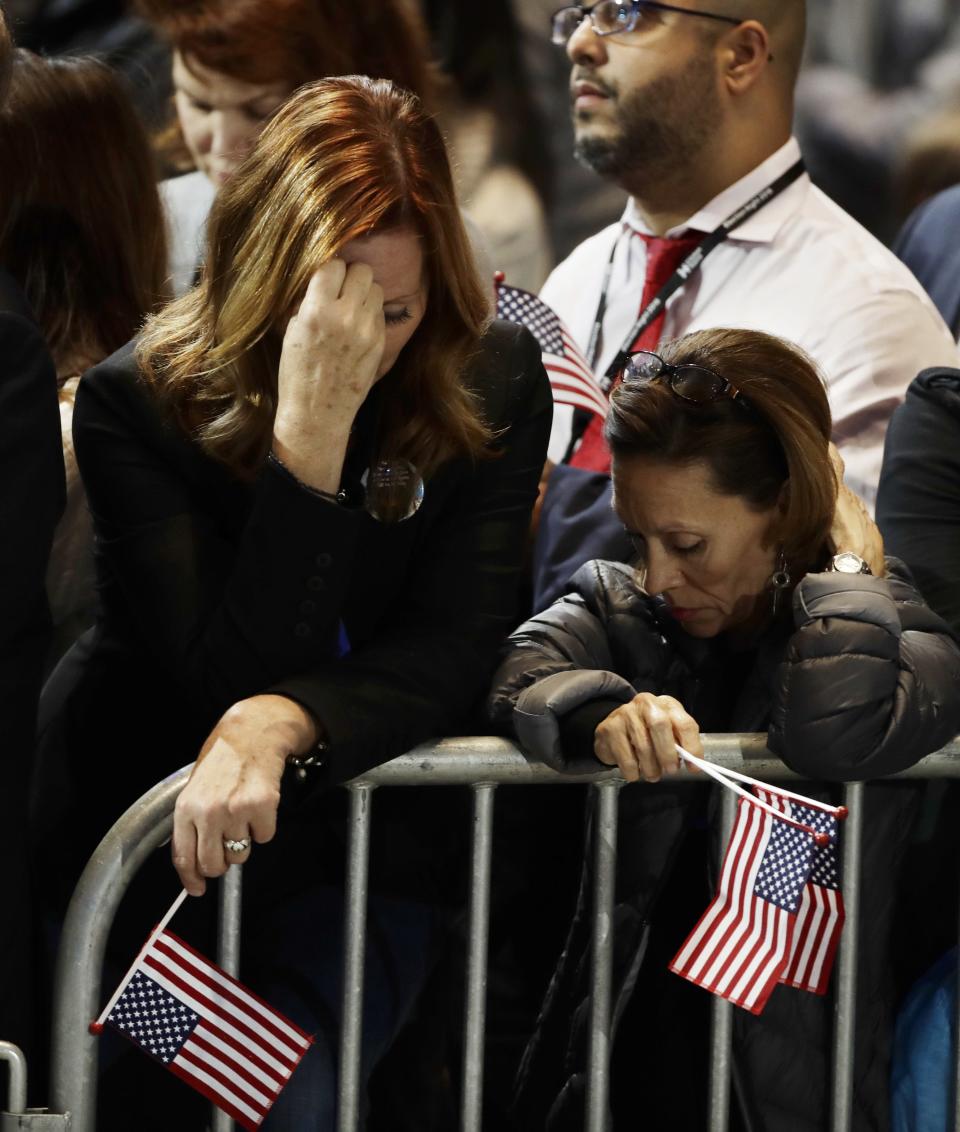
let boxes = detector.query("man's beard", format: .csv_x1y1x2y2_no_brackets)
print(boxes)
573,61,720,192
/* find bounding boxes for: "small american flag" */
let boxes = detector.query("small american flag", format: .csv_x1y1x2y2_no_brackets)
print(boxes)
99,927,312,1129
757,789,844,994
669,795,815,1014
495,276,609,420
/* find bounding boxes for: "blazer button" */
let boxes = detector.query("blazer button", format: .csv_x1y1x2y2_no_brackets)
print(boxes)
299,599,317,616
315,552,332,568
294,622,312,639
307,576,326,592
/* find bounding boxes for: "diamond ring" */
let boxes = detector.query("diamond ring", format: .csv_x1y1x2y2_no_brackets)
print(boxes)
223,837,251,854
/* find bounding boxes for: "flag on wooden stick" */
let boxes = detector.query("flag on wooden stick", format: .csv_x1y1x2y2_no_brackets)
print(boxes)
92,890,312,1130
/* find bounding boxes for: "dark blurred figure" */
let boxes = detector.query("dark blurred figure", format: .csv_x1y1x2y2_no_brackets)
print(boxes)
421,0,553,289
0,49,168,665
877,368,960,1062
6,0,170,127
894,185,960,339
0,3,64,1067
894,105,960,226
796,0,960,240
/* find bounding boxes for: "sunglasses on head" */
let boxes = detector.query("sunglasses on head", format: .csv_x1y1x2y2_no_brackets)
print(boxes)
621,350,751,409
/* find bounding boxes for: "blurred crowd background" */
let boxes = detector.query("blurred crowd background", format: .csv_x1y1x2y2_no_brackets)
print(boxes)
8,0,960,281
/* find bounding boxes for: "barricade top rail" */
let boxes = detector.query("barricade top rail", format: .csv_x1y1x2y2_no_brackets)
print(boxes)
351,734,960,786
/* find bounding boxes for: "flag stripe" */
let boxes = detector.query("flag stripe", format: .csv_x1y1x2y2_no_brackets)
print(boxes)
741,907,791,1013
726,897,775,1004
785,886,814,980
786,886,822,984
179,1040,272,1112
685,804,770,981
189,1028,279,1102
671,800,756,973
193,1015,287,1087
808,889,843,992
713,874,769,995
141,959,294,1078
548,385,609,419
171,1057,263,1129
546,357,606,397
156,935,308,1051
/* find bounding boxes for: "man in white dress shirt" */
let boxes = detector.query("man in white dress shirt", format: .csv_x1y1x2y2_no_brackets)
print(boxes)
535,0,959,609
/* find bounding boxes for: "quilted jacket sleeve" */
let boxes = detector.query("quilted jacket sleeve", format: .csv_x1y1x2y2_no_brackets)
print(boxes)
487,561,643,770
767,558,960,780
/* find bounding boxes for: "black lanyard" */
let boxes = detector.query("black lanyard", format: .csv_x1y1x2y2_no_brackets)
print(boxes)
586,159,807,381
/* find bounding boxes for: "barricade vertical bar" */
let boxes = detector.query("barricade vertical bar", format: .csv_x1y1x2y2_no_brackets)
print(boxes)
461,784,496,1132
0,1042,27,1114
338,784,374,1132
211,866,243,1132
831,781,864,1132
708,788,738,1132
586,781,621,1132
51,773,186,1132
955,872,960,1132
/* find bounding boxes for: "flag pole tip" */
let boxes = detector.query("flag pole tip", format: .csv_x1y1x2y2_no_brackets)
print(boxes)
836,806,849,821
813,831,830,847
88,1022,104,1035
493,270,505,285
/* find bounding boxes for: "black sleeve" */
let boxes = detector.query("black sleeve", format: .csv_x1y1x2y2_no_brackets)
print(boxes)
73,355,366,716
876,381,960,636
0,310,64,742
768,562,960,780
273,327,554,782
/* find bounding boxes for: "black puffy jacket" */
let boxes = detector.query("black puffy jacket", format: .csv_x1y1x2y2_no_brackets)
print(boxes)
489,558,960,1131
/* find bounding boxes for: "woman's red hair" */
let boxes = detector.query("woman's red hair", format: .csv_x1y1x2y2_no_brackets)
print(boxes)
138,0,440,169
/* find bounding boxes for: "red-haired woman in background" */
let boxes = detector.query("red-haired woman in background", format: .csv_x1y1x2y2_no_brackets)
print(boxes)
137,0,442,295
33,76,550,1127
0,50,168,662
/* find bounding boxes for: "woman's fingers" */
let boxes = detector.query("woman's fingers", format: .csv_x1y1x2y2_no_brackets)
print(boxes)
672,708,704,760
172,805,204,897
594,694,702,784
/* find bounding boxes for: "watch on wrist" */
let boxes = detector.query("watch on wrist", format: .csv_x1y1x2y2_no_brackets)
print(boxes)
828,551,872,576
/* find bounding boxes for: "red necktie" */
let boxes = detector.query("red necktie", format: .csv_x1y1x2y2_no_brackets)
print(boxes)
570,231,703,473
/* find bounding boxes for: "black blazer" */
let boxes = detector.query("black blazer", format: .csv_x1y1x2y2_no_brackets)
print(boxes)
34,320,551,892
0,268,63,1053
877,367,960,636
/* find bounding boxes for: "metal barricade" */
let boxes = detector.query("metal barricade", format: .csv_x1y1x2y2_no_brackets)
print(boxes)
5,735,960,1132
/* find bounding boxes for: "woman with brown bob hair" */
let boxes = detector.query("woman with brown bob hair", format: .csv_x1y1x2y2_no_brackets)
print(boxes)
489,328,960,1129
0,49,168,659
136,0,441,293
33,76,550,1128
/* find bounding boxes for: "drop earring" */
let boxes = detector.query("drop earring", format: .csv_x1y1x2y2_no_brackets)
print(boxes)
769,546,791,617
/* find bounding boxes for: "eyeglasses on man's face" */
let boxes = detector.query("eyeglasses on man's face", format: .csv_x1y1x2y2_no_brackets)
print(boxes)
621,350,750,407
551,0,742,46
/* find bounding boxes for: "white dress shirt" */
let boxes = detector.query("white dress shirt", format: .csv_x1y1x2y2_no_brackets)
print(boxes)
159,170,217,298
541,137,960,505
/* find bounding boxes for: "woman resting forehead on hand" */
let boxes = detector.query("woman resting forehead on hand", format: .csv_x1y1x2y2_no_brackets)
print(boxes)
32,75,550,1126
